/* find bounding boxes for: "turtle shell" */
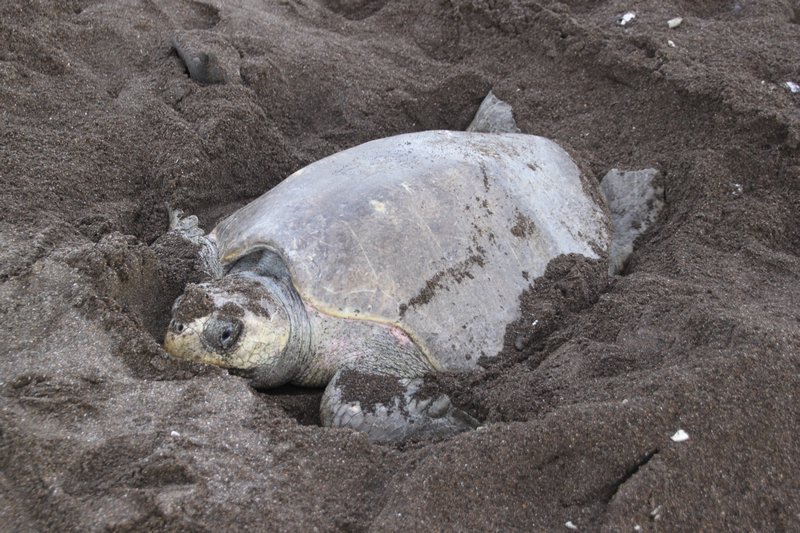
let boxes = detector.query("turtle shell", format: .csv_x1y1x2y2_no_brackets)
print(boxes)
211,131,611,370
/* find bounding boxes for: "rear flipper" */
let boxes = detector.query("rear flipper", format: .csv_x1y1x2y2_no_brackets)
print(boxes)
321,369,480,443
601,169,665,275
467,91,521,134
469,91,664,274
172,32,239,85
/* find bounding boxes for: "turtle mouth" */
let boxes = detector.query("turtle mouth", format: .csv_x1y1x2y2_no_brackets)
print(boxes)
227,367,255,379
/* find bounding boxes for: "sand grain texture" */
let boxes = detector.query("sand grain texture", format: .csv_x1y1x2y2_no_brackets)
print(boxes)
1,0,799,530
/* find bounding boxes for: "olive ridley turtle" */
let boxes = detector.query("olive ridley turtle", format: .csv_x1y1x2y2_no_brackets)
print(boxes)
163,93,662,441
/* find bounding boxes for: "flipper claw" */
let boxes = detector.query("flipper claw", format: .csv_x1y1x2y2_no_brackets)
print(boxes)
163,204,223,279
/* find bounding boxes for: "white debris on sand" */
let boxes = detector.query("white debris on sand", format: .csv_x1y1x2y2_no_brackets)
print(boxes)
170,430,181,437
671,429,689,442
565,520,578,530
617,12,636,26
784,81,800,93
668,17,683,28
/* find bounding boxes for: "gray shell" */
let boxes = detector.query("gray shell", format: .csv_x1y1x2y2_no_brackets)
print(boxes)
211,131,610,370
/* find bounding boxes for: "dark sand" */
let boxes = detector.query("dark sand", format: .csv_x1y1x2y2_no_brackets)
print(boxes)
2,0,799,530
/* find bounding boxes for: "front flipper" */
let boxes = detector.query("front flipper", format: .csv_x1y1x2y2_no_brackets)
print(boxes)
163,206,223,280
320,369,480,443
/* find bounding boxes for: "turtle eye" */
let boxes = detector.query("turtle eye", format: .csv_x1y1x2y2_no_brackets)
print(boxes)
170,319,185,334
203,317,243,352
219,326,236,348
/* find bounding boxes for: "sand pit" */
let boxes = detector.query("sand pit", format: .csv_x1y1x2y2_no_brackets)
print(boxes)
1,0,799,530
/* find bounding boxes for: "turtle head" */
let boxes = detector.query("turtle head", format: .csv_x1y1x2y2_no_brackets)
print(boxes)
164,274,300,387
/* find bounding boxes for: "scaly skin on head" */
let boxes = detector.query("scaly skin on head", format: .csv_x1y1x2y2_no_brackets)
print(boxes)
164,272,312,388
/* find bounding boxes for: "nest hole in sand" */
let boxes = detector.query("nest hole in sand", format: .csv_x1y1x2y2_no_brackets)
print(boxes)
257,385,325,427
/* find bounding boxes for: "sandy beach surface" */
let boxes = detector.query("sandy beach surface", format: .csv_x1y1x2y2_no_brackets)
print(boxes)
1,0,799,530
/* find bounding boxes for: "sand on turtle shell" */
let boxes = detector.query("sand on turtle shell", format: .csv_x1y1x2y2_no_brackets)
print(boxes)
1,0,799,530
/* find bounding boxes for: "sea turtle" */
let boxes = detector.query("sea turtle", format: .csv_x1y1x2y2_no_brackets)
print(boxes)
164,93,661,441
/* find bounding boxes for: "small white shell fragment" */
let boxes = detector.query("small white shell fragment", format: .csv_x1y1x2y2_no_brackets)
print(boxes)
170,430,181,437
784,81,800,93
565,521,578,530
634,526,642,532
618,12,636,26
671,429,689,442
667,17,683,28
667,40,676,48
